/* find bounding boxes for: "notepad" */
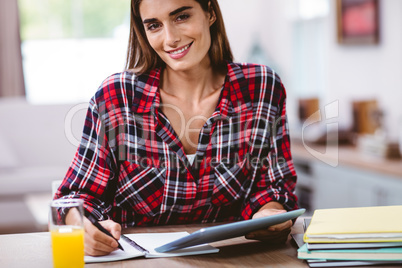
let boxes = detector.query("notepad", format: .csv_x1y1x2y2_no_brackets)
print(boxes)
304,206,402,243
84,232,219,263
306,259,402,267
298,244,402,261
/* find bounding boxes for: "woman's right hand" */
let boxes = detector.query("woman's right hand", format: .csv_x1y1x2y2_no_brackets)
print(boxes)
83,218,122,256
65,209,122,256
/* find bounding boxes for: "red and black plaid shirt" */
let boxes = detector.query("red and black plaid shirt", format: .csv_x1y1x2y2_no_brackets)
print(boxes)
56,62,298,227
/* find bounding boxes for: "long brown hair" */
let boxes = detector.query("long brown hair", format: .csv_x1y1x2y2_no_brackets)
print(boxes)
125,0,233,74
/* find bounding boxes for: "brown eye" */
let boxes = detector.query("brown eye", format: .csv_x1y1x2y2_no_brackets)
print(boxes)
176,13,190,22
147,23,161,31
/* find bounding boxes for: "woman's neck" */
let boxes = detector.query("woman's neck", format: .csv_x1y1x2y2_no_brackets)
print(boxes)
161,63,225,104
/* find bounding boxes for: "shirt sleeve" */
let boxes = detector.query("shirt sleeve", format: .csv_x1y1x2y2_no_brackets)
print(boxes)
241,79,299,219
54,98,118,220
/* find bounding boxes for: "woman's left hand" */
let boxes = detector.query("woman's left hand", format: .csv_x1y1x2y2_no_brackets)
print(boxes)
245,203,292,244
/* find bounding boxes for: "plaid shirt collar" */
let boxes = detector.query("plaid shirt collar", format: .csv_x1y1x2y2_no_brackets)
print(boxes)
131,61,252,120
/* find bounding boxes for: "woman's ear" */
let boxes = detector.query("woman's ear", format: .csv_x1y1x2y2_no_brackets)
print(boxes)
208,1,216,26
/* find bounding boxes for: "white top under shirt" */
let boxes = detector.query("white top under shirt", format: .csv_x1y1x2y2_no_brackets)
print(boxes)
187,154,196,165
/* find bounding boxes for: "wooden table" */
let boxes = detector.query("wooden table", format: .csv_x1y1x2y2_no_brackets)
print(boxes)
0,218,307,268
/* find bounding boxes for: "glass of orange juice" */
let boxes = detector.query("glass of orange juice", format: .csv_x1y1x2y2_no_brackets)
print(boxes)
49,199,85,268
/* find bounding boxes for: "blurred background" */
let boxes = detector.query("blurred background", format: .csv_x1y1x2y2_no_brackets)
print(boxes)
0,0,401,234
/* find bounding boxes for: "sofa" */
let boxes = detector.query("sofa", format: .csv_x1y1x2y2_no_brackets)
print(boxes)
0,97,87,233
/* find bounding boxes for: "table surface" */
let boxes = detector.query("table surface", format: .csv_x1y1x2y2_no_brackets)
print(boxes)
0,218,308,268
0,218,398,268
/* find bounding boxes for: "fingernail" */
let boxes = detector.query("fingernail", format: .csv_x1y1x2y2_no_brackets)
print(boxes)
111,241,118,247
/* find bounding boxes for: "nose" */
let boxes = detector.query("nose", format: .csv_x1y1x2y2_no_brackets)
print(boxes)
164,23,180,47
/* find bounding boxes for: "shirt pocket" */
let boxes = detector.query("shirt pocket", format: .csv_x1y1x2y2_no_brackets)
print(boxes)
116,161,166,217
211,158,250,206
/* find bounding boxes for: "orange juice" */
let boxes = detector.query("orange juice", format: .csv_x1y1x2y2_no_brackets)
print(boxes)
51,226,84,268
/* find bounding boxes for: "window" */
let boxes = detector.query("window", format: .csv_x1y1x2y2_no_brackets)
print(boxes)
19,0,130,104
298,0,329,20
292,0,330,98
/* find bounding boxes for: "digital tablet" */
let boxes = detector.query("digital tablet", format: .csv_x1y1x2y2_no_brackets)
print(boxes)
155,208,305,253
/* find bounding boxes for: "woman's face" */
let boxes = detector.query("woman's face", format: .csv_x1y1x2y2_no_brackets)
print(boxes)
139,0,215,72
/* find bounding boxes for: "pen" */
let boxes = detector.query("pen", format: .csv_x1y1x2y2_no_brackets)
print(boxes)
85,212,124,251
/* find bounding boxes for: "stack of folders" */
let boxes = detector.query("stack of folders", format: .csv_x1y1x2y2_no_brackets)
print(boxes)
297,206,402,267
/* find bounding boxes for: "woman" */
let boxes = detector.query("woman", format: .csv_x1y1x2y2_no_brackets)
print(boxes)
56,0,299,256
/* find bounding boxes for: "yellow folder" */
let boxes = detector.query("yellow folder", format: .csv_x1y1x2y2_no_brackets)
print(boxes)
304,206,402,243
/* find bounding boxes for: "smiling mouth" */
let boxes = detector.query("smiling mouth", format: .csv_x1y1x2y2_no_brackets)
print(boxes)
167,42,193,55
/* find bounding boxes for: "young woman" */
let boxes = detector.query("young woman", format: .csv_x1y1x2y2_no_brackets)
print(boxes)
56,0,299,256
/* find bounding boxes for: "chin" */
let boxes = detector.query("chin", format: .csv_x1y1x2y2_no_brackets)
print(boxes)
165,61,196,72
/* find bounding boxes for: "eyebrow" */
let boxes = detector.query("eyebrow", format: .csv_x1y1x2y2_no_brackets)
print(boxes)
143,6,193,24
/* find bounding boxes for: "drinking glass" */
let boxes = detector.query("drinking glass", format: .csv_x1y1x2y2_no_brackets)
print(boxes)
49,199,85,268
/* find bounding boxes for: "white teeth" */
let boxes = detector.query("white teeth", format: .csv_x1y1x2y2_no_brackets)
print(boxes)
170,44,190,55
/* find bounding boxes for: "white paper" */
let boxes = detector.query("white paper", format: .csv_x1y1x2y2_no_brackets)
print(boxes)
127,232,219,258
85,235,144,263
84,232,218,263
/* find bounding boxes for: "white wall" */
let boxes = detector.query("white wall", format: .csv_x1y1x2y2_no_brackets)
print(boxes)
326,0,402,138
220,0,402,139
220,0,294,82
